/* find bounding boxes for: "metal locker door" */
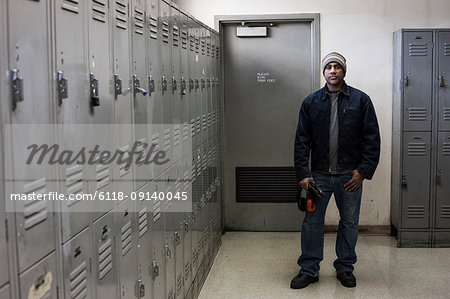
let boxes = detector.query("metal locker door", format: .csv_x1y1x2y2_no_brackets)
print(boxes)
135,183,154,299
194,26,202,150
7,0,57,274
402,31,433,132
436,132,450,228
190,150,199,280
401,132,431,228
199,27,207,146
150,174,167,299
0,202,9,287
438,30,450,131
160,0,174,171
19,252,58,299
163,167,176,299
62,227,92,299
92,211,117,299
173,163,185,299
116,199,138,299
146,0,164,179
206,30,213,142
132,0,151,190
180,12,191,160
0,284,10,299
112,0,134,195
88,0,115,219
171,5,182,165
182,154,193,294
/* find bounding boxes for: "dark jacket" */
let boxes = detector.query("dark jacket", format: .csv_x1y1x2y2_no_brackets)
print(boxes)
294,81,380,181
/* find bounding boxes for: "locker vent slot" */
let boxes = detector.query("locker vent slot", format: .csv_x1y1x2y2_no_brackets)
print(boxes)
207,41,211,56
202,114,207,131
443,142,450,156
192,249,198,264
168,289,174,299
441,206,450,218
174,125,181,146
149,16,158,39
408,107,427,121
236,167,297,203
207,112,212,128
406,205,425,218
121,220,132,256
182,30,188,49
153,200,161,223
202,154,207,171
201,39,206,55
183,122,190,142
191,119,196,137
66,165,84,206
173,25,179,46
162,21,170,43
216,110,220,124
409,43,428,56
189,34,195,52
70,261,88,299
119,145,130,177
151,133,160,151
216,46,220,59
196,156,202,178
444,108,450,120
196,116,201,134
62,0,80,14
208,150,212,167
92,0,106,23
191,163,196,183
184,170,190,192
175,178,181,197
115,1,127,30
185,261,191,278
408,142,427,156
164,129,171,151
444,43,450,56
138,207,148,238
195,37,200,53
23,178,48,230
96,164,110,191
176,273,183,293
98,238,112,280
134,9,144,35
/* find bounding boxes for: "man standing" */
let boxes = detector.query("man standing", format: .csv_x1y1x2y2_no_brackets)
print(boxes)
291,52,380,289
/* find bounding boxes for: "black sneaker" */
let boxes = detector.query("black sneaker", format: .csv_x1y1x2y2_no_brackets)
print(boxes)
336,271,356,288
290,272,319,289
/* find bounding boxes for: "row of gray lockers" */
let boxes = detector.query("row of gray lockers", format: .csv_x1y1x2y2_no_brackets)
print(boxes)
0,0,223,298
391,29,450,247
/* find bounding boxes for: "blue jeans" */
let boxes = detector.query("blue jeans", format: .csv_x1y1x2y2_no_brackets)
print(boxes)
297,172,362,276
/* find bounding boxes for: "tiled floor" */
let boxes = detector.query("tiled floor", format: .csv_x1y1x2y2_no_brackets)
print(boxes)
198,232,450,298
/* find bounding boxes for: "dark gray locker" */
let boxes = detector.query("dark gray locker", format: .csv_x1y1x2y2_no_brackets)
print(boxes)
402,132,431,228
199,26,207,145
180,12,191,160
0,284,10,299
163,167,176,299
0,209,8,288
402,31,433,131
438,31,450,131
436,132,450,228
62,228,92,299
19,252,58,299
190,150,200,280
151,174,167,299
171,5,182,165
92,211,117,299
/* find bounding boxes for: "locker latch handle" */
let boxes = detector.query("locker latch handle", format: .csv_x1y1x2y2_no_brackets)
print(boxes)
401,175,407,188
201,78,205,90
57,71,68,105
114,74,122,97
164,244,171,260
174,231,181,246
181,77,186,95
148,75,155,95
172,76,178,92
207,78,211,89
439,75,444,87
184,220,189,232
133,74,148,96
151,260,159,279
437,169,442,185
195,78,200,90
403,75,409,87
90,73,100,107
10,69,24,110
161,76,168,93
135,279,145,298
189,78,194,92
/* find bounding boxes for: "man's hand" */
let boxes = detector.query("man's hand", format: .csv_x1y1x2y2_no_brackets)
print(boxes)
344,169,365,192
299,177,314,191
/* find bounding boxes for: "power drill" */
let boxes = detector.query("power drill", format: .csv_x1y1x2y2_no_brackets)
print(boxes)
305,181,325,212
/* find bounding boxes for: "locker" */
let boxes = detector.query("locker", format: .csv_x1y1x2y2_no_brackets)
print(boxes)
199,26,208,145
0,203,9,287
163,166,176,299
188,22,201,150
112,0,135,195
402,31,433,132
19,252,58,299
0,284,10,299
54,0,91,244
62,227,92,299
171,5,183,165
190,150,200,279
116,199,138,299
160,0,174,171
7,0,57,274
436,132,450,229
438,31,450,131
92,211,117,299
146,0,164,179
151,174,167,299
135,183,154,299
206,29,213,141
180,12,191,160
87,0,115,220
132,0,151,190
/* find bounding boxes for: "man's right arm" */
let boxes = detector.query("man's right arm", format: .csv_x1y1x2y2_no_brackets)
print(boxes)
294,99,312,186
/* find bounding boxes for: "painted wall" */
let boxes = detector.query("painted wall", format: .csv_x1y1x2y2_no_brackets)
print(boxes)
175,0,450,226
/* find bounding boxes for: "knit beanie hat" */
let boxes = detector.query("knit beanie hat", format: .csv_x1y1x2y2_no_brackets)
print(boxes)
322,52,347,74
